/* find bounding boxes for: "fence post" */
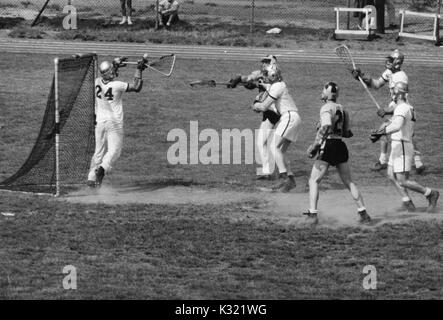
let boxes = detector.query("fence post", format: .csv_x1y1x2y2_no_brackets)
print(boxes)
250,0,255,46
375,0,385,34
347,0,351,30
155,0,159,29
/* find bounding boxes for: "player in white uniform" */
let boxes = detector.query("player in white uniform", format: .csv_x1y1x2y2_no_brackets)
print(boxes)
252,65,300,192
87,58,146,188
228,55,281,181
353,49,425,174
370,82,439,212
304,82,371,225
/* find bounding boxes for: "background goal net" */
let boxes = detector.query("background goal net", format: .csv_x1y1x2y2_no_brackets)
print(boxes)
0,53,97,196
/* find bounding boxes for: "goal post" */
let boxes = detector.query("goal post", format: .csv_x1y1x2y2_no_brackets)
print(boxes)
0,53,97,196
334,6,377,40
398,0,442,45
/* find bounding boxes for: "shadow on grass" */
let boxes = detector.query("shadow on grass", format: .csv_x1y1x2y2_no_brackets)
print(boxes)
117,177,203,192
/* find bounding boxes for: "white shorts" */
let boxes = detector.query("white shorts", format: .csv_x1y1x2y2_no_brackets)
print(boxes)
389,140,413,173
274,111,301,142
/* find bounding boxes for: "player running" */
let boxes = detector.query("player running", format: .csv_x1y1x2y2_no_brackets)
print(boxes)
370,82,439,213
87,58,146,188
252,65,300,192
352,49,425,174
227,55,281,181
304,82,371,225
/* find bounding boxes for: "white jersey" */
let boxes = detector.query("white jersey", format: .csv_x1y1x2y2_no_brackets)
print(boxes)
381,69,408,97
390,101,415,142
95,78,129,124
268,81,298,115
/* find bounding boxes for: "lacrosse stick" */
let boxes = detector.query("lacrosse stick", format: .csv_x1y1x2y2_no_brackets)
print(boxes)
189,80,231,87
334,45,381,110
125,53,176,77
189,79,261,88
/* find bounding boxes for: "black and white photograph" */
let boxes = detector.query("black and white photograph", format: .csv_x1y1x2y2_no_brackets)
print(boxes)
0,0,442,307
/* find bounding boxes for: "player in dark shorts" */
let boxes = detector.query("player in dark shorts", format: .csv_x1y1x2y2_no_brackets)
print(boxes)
303,82,371,225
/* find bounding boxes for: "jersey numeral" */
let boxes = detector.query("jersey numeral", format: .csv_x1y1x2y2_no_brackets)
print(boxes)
95,86,114,101
333,110,344,135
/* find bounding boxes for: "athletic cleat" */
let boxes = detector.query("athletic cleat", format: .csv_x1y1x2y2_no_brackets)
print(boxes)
87,180,96,189
95,166,105,187
415,165,426,175
402,200,416,212
302,211,319,226
426,190,439,213
279,175,296,193
370,161,388,172
278,173,287,180
358,210,372,224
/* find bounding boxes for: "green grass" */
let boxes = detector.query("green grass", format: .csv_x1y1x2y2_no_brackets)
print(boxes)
0,52,442,299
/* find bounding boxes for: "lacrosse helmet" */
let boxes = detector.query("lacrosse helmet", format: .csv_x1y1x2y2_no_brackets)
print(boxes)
264,64,282,83
321,82,339,102
99,61,117,81
385,49,404,72
260,54,277,72
392,81,408,101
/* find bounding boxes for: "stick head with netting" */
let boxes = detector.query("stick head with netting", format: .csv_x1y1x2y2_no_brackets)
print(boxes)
126,54,176,77
147,54,176,77
334,45,357,73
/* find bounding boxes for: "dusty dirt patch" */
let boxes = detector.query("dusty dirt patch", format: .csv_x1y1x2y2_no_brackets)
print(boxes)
64,185,442,228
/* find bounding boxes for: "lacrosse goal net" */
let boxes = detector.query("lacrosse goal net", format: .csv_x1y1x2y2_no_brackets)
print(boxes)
0,53,97,196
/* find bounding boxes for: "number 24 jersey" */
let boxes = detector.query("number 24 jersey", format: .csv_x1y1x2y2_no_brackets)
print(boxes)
95,78,129,124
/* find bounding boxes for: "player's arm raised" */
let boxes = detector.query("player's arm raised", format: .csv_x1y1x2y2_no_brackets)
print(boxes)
352,69,386,89
127,60,146,93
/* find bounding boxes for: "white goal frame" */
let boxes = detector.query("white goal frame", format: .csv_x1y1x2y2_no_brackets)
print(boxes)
398,9,441,44
334,7,376,40
54,53,97,197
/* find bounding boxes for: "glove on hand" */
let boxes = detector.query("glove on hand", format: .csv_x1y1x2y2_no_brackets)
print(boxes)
307,143,321,158
227,75,242,88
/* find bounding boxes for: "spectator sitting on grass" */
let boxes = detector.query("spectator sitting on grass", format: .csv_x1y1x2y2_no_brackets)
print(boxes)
158,0,180,28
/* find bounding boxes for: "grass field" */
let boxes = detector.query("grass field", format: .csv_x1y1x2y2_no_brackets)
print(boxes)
1,0,441,49
0,51,442,299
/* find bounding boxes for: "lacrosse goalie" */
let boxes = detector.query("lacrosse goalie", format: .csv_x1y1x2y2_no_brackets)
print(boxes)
87,56,146,188
304,82,371,225
370,82,439,213
252,65,300,192
352,49,426,174
227,55,282,181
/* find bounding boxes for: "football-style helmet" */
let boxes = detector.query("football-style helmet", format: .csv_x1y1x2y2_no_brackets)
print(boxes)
260,55,277,73
264,64,282,83
385,49,404,72
392,81,408,101
99,61,117,81
321,82,339,101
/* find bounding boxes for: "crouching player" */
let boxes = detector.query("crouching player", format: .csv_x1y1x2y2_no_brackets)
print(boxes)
87,58,146,188
305,82,371,225
252,65,300,192
370,82,439,212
